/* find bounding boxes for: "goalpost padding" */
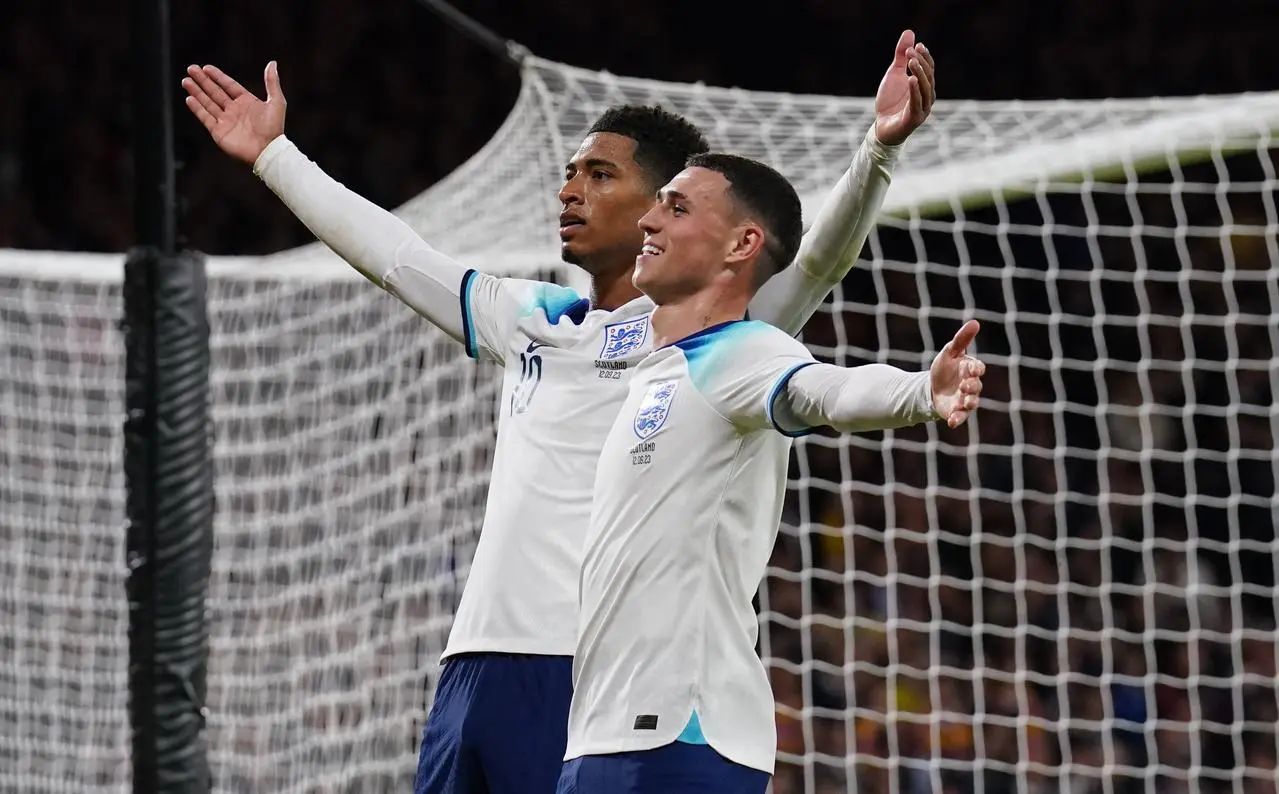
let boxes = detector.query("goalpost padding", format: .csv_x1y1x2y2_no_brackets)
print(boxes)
122,247,214,792
1,56,1278,792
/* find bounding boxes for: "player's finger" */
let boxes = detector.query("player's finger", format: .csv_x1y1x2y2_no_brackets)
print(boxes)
914,51,936,110
181,77,221,120
948,320,981,357
187,65,233,109
184,95,218,132
960,375,982,395
917,42,936,74
948,409,969,429
907,71,925,121
202,64,250,102
263,61,286,103
184,64,220,107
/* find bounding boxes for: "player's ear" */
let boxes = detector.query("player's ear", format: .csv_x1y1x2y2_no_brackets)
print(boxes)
724,222,765,266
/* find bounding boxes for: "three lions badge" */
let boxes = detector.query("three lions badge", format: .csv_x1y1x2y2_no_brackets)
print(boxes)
600,316,649,360
634,379,679,440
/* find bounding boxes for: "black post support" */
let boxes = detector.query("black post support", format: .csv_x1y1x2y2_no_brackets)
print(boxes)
124,0,214,790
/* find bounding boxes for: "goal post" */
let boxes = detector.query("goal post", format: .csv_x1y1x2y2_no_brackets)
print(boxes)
124,0,214,790
1,53,1277,794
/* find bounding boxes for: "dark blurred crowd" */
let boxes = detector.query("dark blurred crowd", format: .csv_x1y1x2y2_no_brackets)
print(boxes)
2,0,1276,255
763,169,1277,793
4,1,1277,792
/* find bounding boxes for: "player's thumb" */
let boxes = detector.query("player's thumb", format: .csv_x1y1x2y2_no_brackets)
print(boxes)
265,61,285,103
893,29,915,65
949,319,980,357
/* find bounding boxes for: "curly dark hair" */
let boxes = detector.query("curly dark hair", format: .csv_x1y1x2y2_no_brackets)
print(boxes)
587,104,710,190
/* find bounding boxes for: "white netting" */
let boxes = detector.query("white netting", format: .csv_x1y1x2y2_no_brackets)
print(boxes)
2,55,1278,793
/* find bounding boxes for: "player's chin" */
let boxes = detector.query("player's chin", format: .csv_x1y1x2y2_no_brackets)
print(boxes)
631,257,651,287
560,241,584,266
632,257,663,296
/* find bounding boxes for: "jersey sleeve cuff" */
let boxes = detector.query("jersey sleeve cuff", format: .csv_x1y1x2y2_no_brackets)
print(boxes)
766,361,820,437
459,269,480,359
252,134,295,178
920,372,942,422
866,125,904,166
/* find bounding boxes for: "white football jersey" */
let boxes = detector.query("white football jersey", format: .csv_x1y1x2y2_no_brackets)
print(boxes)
444,272,656,657
252,129,902,663
566,320,820,774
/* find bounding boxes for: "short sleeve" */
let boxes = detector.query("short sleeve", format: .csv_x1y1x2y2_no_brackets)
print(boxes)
676,321,818,436
462,272,588,364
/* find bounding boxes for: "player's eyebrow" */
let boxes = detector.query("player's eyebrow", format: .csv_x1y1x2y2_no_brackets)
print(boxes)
565,157,620,174
657,188,689,204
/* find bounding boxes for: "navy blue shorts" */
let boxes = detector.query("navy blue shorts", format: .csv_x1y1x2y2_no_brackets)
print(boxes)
414,653,574,794
556,742,770,794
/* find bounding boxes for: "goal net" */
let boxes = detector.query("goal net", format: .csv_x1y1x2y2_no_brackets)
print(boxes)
2,54,1278,793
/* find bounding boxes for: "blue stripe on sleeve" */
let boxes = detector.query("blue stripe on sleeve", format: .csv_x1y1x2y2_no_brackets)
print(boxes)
459,269,479,359
766,361,819,437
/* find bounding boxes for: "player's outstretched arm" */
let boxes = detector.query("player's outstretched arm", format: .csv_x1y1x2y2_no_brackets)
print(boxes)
748,30,936,337
777,320,985,434
181,61,506,355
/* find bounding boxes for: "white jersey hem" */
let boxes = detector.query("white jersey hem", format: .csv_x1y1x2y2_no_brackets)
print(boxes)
566,738,774,776
440,637,576,661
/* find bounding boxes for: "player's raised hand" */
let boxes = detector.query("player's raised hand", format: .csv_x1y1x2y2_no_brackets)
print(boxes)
929,320,985,429
873,30,936,146
181,61,287,166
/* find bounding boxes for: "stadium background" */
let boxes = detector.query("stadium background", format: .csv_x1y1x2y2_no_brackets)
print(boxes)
3,1,1279,793
4,0,1276,254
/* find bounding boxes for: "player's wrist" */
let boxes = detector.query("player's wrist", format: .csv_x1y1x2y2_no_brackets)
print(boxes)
920,371,942,421
867,124,905,164
252,134,293,177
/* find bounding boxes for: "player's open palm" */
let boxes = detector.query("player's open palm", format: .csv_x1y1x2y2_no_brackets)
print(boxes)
930,320,985,429
874,30,936,146
181,61,286,166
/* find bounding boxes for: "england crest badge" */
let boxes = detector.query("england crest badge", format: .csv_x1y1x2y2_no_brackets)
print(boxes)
600,316,650,360
633,379,679,440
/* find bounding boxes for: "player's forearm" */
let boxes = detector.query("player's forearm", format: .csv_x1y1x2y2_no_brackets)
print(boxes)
746,127,900,335
798,126,900,282
778,361,937,434
253,135,470,342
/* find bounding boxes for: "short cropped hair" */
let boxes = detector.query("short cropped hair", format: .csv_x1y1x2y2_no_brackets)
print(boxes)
587,105,710,189
684,152,802,287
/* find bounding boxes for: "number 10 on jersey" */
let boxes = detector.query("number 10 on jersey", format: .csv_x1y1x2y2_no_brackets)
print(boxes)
511,348,543,415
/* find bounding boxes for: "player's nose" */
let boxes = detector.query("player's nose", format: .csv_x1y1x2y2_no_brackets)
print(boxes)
638,205,660,234
558,173,584,206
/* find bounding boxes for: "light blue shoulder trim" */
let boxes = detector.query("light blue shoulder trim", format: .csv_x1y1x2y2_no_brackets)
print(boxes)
524,283,590,326
673,319,769,392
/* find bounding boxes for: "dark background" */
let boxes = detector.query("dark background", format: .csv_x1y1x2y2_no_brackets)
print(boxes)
2,0,1277,254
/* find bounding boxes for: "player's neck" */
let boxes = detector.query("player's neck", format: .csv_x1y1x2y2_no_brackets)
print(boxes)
588,265,643,312
650,291,749,349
